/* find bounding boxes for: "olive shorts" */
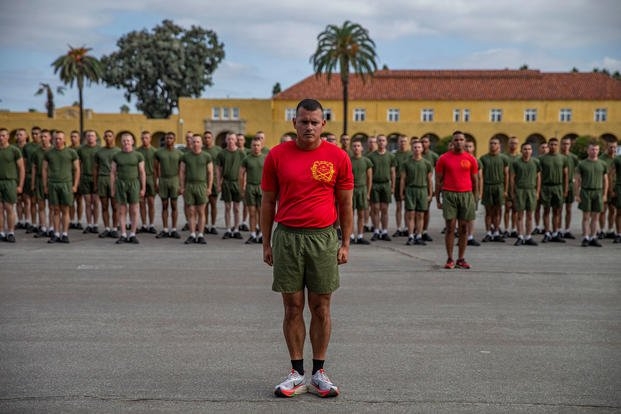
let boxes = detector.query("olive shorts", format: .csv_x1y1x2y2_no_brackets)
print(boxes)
371,182,391,204
244,183,262,207
221,180,242,203
48,182,73,206
183,182,207,206
442,190,475,221
404,187,429,212
578,188,603,213
541,185,564,209
352,186,368,210
272,224,339,294
514,188,537,212
158,177,179,200
482,183,504,206
115,179,140,205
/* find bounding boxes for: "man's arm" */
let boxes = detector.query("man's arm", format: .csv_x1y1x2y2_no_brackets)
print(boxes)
366,167,372,200
261,190,277,266
72,159,80,193
110,161,117,197
206,161,213,194
16,157,25,194
336,188,353,264
42,160,49,195
178,162,186,195
435,171,444,209
138,160,146,197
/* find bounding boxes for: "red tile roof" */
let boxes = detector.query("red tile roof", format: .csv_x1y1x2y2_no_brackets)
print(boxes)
275,69,621,101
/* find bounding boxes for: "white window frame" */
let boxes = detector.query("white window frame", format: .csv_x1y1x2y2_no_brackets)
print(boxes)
285,108,296,121
421,108,434,122
222,107,230,120
560,108,572,122
212,107,220,120
231,107,240,120
463,109,470,122
524,109,537,122
490,109,502,122
594,108,607,122
453,109,460,122
324,108,333,121
353,108,366,122
387,108,400,122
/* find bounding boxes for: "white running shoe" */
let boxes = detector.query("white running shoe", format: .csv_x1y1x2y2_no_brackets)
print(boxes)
309,369,339,397
274,369,307,397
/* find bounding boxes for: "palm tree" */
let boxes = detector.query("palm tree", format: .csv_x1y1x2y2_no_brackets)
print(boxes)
52,45,103,137
310,21,378,135
34,83,65,118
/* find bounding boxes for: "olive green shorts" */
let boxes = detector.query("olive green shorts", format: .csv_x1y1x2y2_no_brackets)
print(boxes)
79,175,96,195
48,181,73,206
145,175,156,197
352,186,368,210
564,184,574,204
371,182,391,204
158,176,179,200
98,176,112,198
578,188,603,213
404,186,429,212
272,224,339,294
221,180,242,203
0,179,17,204
442,191,475,221
514,188,537,212
541,185,564,209
115,179,140,205
482,183,504,206
244,183,262,207
183,182,207,206
22,174,34,197
615,186,621,209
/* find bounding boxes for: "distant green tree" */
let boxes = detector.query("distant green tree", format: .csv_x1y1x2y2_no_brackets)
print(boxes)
52,45,103,137
35,83,65,118
101,19,225,119
310,20,378,135
120,104,130,114
435,136,454,155
571,135,607,159
519,64,529,70
272,82,282,96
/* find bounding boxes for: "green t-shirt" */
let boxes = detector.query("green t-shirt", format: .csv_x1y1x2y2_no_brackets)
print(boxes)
510,157,540,189
539,153,568,185
31,146,49,179
241,152,266,185
563,152,579,183
22,142,40,177
44,147,78,183
203,145,222,168
113,151,144,181
367,151,396,183
0,145,22,181
600,153,615,170
401,157,433,187
155,148,182,178
78,144,100,177
394,150,412,174
422,150,439,166
479,153,509,185
181,151,212,183
137,146,157,177
576,159,608,190
351,156,373,188
613,156,621,188
217,149,245,181
95,147,121,176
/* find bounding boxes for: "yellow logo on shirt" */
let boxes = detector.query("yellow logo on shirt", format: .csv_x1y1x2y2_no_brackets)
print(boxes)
311,161,335,183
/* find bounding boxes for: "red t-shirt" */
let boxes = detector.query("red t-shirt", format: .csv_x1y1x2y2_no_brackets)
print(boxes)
261,140,353,228
435,150,478,192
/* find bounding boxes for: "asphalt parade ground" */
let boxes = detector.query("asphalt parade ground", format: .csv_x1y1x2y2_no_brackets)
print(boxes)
1,201,619,413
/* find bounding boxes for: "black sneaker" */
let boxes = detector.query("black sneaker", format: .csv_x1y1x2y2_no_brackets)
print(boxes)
541,234,551,243
370,233,380,241
581,238,590,247
509,230,518,238
138,225,148,233
405,237,415,246
563,231,576,240
147,226,157,234
381,233,392,241
392,230,402,237
614,235,621,244
422,233,433,242
109,230,119,238
83,227,91,234
47,235,59,244
196,236,207,245
181,223,190,231
25,224,33,234
256,235,263,243
589,238,602,247
169,230,181,239
467,238,481,246
524,238,538,246
606,231,616,239
209,227,218,235
414,238,427,246
238,223,250,232
99,230,111,238
482,234,492,242
222,231,233,239
550,235,566,243
128,235,139,244
115,236,128,244
34,229,46,238
514,238,524,246
5,233,16,243
233,231,243,239
245,236,257,244
597,231,605,240
156,230,169,239
356,237,370,245
60,235,70,243
75,223,84,230
184,236,196,244
492,235,505,242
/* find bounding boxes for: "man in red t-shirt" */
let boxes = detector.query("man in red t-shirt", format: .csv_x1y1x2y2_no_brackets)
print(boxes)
262,99,353,398
435,131,479,269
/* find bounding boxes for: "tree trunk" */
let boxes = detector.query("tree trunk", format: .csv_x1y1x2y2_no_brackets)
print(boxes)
78,85,84,141
342,79,349,135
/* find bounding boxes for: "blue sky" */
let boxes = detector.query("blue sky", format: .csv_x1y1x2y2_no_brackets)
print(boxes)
0,0,619,114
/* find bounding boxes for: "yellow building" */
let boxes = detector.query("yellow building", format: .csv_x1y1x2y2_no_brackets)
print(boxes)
2,69,620,155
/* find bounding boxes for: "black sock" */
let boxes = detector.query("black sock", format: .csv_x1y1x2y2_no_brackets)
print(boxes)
291,359,304,375
312,359,324,375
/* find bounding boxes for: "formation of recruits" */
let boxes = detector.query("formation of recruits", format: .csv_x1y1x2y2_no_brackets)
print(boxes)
1,126,620,247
